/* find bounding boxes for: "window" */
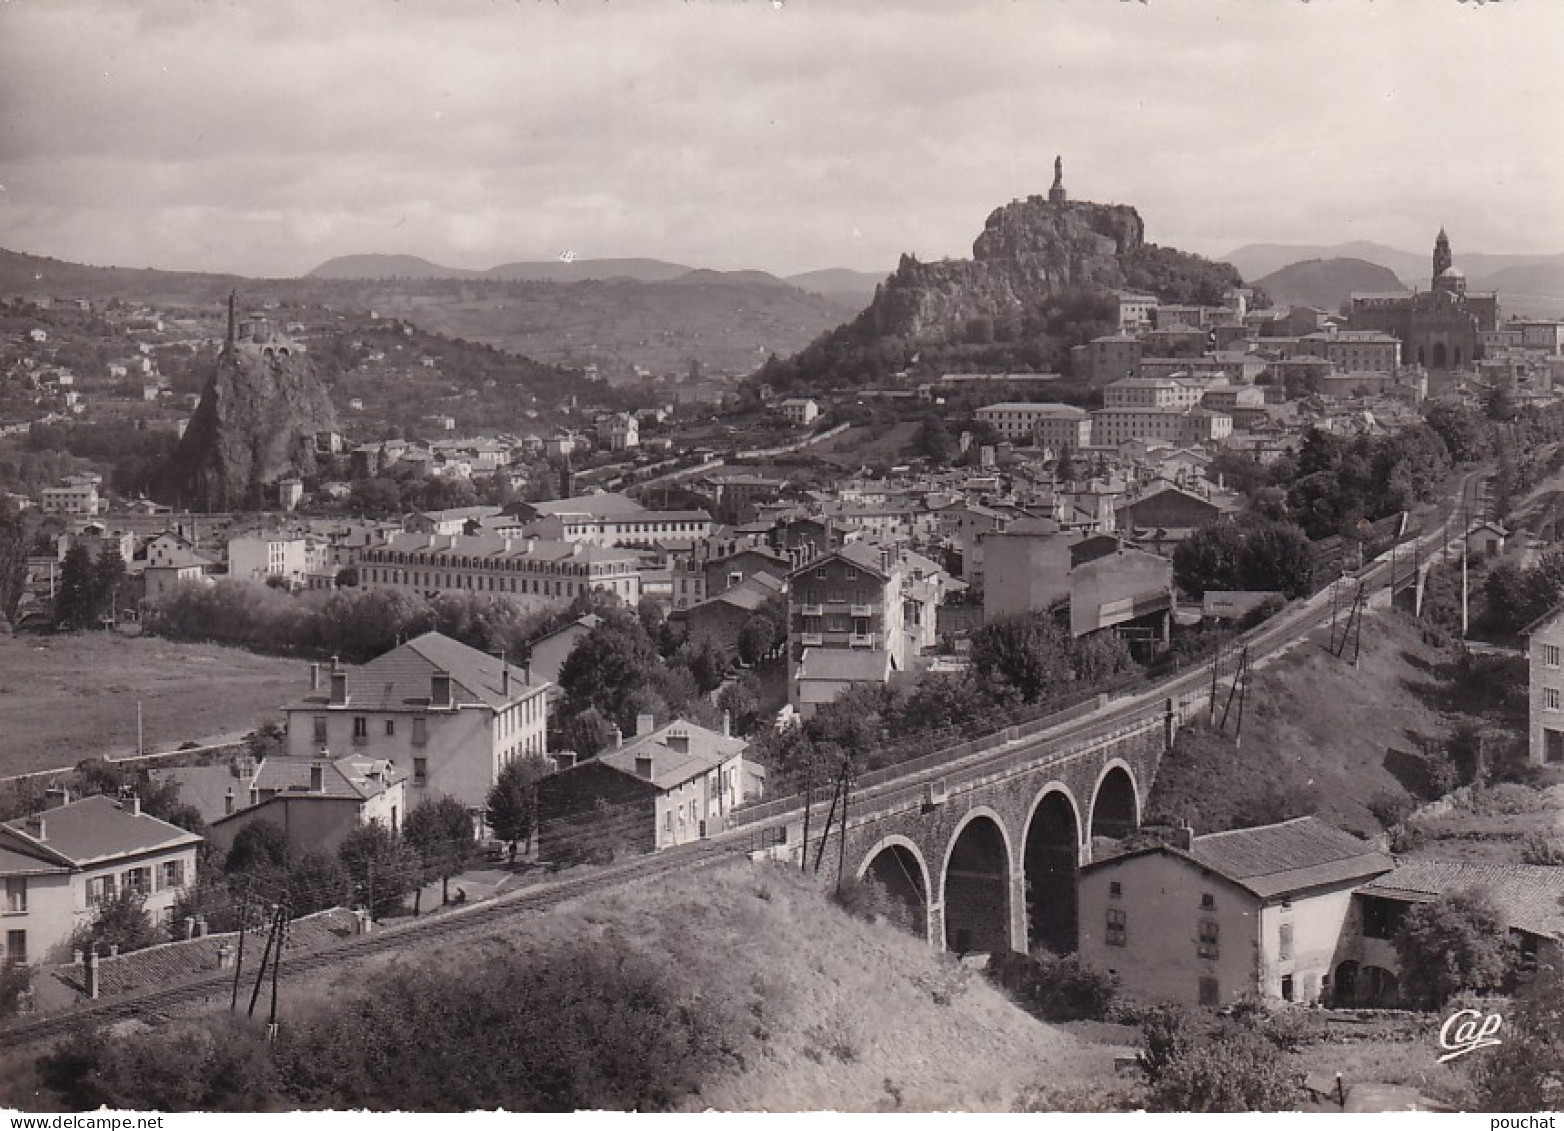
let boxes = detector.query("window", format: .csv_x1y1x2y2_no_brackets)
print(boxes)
1198,919,1220,959
87,875,116,907
5,877,25,914
1109,881,1122,899
1279,923,1293,961
124,867,151,896
1280,975,1294,1002
1545,643,1561,668
1198,976,1220,1007
353,716,369,739
412,717,428,747
1200,892,1215,911
413,758,428,785
312,716,328,743
1360,895,1406,940
159,860,185,890
384,720,396,737
5,930,24,966
1106,908,1127,947
1547,688,1562,712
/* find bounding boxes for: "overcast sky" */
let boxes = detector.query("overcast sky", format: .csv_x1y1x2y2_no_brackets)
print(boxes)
2,0,1561,280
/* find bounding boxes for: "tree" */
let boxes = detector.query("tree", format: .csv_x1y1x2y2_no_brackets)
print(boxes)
913,414,955,464
0,960,32,1020
337,821,418,920
736,614,777,667
224,820,289,877
402,795,476,906
969,612,1071,704
557,617,661,726
54,544,96,630
558,707,614,759
92,548,127,623
1394,886,1516,1009
0,502,32,626
1054,443,1078,484
485,755,551,862
1475,960,1564,1111
70,888,162,957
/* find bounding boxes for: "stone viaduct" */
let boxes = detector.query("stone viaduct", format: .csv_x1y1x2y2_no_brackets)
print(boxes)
741,689,1205,955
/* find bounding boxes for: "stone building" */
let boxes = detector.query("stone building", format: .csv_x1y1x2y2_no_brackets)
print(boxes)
1349,230,1499,371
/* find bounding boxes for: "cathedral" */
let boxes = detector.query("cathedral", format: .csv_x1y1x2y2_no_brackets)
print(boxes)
1348,229,1499,371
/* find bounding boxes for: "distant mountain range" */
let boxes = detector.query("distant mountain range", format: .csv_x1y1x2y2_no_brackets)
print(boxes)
0,246,874,377
307,254,886,305
1226,241,1564,316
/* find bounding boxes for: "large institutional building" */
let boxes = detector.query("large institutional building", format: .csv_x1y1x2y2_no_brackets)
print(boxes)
1349,229,1499,371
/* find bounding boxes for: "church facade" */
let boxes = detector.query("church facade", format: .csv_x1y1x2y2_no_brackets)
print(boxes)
1348,230,1499,371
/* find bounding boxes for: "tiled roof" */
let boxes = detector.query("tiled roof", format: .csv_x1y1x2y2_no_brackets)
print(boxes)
247,754,401,802
702,572,785,613
293,632,545,713
147,764,253,825
796,648,893,683
529,492,646,518
593,720,746,791
1360,859,1564,938
0,795,201,868
1187,816,1393,900
0,842,70,876
56,908,360,999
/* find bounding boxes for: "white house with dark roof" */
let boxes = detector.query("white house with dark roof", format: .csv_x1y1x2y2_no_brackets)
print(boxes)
282,632,550,815
204,753,406,857
537,715,749,859
0,794,202,965
1077,816,1393,1008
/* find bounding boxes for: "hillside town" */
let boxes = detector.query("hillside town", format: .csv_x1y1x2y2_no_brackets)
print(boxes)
3,0,1564,1110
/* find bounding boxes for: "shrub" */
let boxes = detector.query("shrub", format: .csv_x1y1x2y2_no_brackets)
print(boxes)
1519,835,1564,866
1394,886,1518,1009
985,950,1116,1022
1138,1003,1299,1112
1368,793,1415,828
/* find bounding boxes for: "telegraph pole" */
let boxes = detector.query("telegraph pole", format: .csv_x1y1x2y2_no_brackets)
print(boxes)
835,761,852,895
229,887,249,1011
267,903,288,1040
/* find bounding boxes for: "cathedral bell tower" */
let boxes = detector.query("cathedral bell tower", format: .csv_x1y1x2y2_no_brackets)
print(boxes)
1433,227,1452,281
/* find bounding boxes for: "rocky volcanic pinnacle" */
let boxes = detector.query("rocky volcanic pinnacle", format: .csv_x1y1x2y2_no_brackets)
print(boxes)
160,339,338,512
863,193,1148,342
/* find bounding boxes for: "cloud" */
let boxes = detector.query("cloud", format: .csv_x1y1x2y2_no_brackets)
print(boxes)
0,0,1561,277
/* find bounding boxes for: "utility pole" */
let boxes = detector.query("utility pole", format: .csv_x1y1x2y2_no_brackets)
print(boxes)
229,887,250,1011
835,760,852,895
246,904,280,1019
136,701,144,758
267,903,288,1041
799,754,815,874
1208,635,1222,725
813,767,844,875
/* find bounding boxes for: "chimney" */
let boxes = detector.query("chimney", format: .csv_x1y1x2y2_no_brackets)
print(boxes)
722,710,731,739
498,650,509,698
25,814,45,841
310,662,321,691
1175,824,1195,851
431,670,452,708
330,664,348,707
311,760,326,793
85,949,100,999
610,724,623,749
125,793,141,817
224,787,235,816
634,755,654,779
522,661,532,687
45,785,72,809
635,712,655,737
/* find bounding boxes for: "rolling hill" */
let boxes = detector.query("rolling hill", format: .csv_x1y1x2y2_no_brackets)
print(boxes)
1226,241,1564,316
1251,257,1408,312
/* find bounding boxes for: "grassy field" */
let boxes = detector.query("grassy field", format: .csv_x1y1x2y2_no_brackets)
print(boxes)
0,632,307,778
212,861,1120,1113
807,422,922,469
1153,609,1456,836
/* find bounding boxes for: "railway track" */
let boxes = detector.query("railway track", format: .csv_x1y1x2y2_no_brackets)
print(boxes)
1,469,1486,1048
